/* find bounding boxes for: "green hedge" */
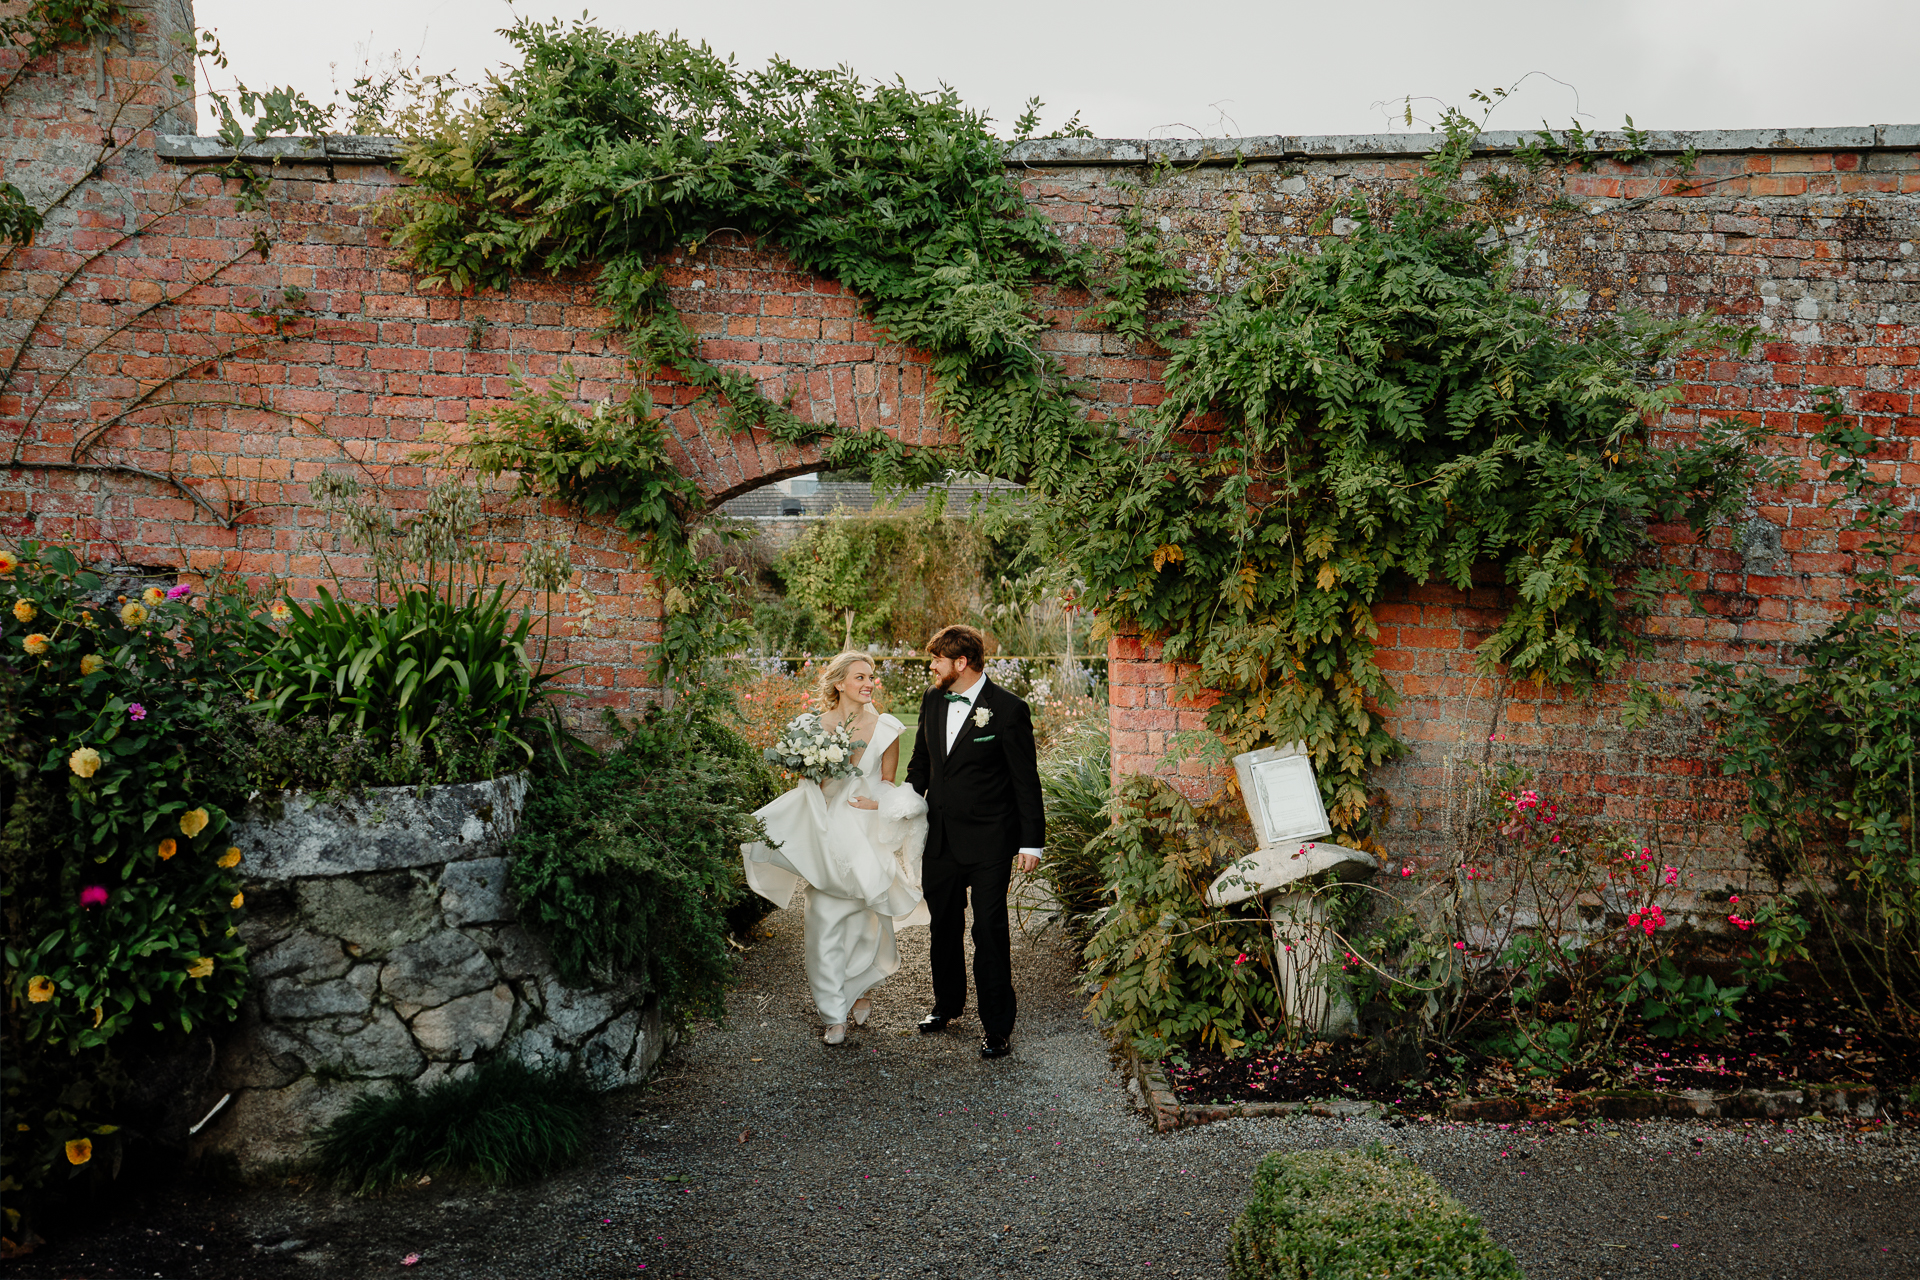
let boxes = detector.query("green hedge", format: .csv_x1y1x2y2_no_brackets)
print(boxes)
1228,1145,1522,1280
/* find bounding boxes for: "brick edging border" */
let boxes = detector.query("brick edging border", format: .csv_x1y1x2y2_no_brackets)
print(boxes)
1120,1045,1911,1133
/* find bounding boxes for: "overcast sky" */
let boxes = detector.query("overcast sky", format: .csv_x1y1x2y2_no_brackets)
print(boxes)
193,0,1918,140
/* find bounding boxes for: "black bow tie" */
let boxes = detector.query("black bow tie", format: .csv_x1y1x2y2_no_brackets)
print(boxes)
943,691,969,704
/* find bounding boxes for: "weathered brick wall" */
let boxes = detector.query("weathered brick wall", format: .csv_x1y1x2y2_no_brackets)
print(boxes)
4,3,1917,898
0,2,955,723
1015,132,1920,898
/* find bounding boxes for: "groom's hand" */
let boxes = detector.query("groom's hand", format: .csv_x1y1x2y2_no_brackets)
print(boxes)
1014,851,1040,874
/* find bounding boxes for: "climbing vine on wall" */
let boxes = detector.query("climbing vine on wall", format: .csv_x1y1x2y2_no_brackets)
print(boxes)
384,21,1783,827
1062,109,1787,830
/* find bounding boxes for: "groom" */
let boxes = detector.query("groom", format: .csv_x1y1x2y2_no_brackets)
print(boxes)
905,624,1045,1060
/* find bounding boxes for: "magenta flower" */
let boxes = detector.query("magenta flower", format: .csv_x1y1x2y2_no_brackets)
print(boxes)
1233,952,1249,967
166,583,193,600
80,885,108,908
1453,941,1467,951
1663,866,1678,885
128,703,146,722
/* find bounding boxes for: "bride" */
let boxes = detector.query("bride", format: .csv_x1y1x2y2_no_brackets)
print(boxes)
741,651,928,1045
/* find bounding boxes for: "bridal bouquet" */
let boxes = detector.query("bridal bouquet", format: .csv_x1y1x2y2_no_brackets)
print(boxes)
764,713,865,784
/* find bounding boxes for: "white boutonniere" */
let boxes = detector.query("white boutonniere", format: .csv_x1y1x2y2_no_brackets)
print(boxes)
972,706,992,729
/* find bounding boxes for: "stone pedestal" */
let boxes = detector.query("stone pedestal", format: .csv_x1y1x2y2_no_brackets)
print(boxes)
192,774,667,1175
1206,745,1380,1038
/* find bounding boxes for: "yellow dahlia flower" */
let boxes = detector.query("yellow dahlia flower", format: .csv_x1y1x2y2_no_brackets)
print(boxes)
68,746,101,778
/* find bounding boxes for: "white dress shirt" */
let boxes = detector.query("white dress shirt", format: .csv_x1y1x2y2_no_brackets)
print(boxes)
941,676,1042,860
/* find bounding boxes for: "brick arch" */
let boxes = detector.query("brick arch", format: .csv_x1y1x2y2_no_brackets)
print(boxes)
635,233,960,511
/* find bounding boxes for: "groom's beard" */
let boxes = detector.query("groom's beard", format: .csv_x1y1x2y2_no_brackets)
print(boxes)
933,670,957,691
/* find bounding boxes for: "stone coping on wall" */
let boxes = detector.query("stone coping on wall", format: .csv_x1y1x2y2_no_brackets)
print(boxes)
1122,1045,1907,1133
154,124,1920,168
229,774,531,880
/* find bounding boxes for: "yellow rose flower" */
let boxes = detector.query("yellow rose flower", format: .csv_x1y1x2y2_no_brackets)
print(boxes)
26,975,54,1003
65,1138,92,1166
68,746,101,778
179,808,209,838
218,846,242,868
79,653,103,675
119,601,148,626
22,632,49,655
157,838,177,860
186,956,214,980
12,598,35,623
0,549,16,574
229,892,244,909
141,587,165,607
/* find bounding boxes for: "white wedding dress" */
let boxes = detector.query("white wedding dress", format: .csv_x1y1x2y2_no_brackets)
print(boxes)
741,712,929,1024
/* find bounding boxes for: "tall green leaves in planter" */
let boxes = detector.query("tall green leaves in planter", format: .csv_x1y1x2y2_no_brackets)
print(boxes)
1695,396,1920,1034
247,474,571,789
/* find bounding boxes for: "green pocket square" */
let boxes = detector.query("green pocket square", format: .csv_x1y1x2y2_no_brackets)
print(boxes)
973,734,997,743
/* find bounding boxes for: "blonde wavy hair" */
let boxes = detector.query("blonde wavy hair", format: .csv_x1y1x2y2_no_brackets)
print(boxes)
812,650,878,716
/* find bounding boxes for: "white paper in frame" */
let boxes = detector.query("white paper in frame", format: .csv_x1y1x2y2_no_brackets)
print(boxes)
1248,754,1332,847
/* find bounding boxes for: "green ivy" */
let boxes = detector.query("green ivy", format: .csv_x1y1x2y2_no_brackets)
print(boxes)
1060,109,1784,832
384,22,1782,847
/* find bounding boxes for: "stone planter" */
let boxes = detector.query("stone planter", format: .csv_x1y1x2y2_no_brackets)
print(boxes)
192,773,666,1174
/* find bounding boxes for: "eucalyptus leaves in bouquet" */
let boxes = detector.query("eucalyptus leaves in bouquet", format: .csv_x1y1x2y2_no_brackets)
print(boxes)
763,713,864,784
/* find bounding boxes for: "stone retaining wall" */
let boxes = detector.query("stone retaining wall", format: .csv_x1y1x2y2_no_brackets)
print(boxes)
193,774,665,1174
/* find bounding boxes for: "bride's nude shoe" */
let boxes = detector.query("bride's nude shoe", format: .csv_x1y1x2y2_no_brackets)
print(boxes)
822,1023,848,1046
850,998,873,1026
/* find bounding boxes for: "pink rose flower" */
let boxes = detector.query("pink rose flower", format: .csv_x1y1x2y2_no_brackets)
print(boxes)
128,703,146,721
80,885,108,908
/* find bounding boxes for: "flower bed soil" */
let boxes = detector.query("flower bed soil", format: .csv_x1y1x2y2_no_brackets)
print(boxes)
1162,990,1920,1111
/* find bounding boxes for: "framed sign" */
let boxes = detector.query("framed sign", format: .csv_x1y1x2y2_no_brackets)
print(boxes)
1235,747,1331,849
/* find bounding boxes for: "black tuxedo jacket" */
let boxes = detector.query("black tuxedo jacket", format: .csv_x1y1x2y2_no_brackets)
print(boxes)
905,678,1045,866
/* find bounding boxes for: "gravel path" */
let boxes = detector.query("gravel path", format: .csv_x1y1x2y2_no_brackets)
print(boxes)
20,890,1915,1279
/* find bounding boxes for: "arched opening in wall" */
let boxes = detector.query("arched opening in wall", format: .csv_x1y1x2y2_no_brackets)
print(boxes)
707,464,1105,759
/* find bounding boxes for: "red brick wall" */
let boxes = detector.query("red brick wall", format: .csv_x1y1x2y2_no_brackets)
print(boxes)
1016,142,1920,895
4,4,1917,897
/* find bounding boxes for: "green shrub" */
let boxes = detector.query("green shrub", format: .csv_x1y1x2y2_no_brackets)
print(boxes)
1693,395,1920,1035
1082,776,1280,1058
310,1058,595,1195
509,711,775,1023
1,543,265,1220
1036,712,1111,923
1228,1145,1522,1280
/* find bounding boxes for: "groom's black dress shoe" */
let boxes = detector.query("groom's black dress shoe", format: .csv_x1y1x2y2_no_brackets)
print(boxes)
917,1013,955,1034
979,1035,1011,1060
